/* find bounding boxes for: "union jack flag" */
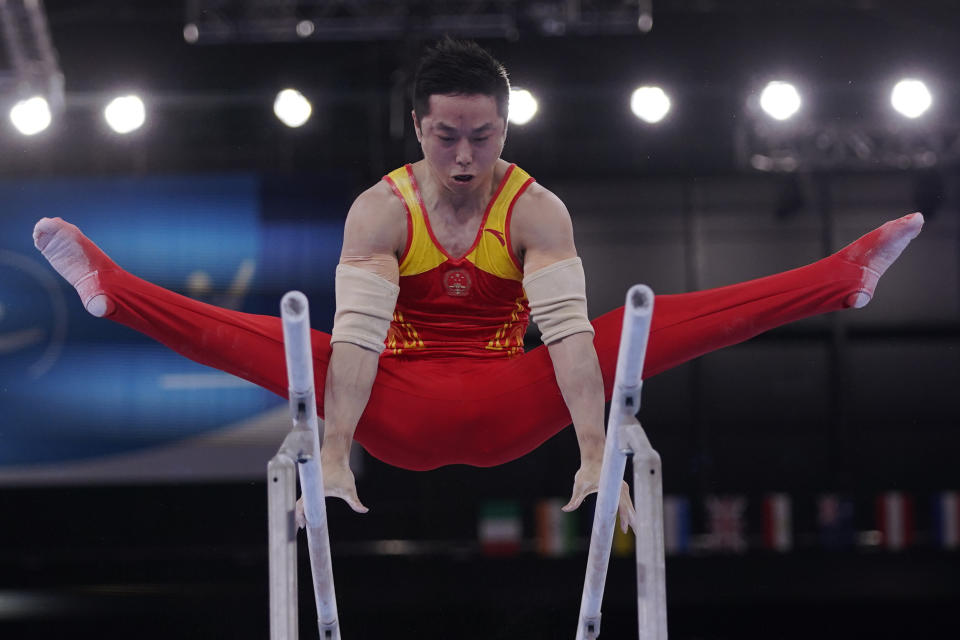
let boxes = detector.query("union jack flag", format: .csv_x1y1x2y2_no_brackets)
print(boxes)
704,495,747,553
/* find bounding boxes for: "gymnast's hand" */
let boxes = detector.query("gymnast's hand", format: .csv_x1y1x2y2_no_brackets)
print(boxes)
562,462,638,536
295,457,369,529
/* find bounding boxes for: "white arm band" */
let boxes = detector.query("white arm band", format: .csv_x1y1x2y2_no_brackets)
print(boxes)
522,256,595,346
330,263,400,354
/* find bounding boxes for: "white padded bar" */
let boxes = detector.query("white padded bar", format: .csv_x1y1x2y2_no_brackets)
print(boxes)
576,284,664,640
614,284,654,397
281,291,314,395
279,291,341,640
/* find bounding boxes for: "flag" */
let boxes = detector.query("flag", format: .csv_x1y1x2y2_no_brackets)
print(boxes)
876,491,914,551
663,495,691,555
932,491,959,550
817,493,855,550
535,498,576,557
762,493,793,552
479,501,522,556
704,495,747,553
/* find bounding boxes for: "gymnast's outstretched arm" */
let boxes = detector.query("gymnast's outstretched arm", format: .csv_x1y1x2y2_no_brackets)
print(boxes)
512,184,636,533
316,182,406,514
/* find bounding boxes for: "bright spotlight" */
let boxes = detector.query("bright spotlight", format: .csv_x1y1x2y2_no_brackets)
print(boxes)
759,81,801,121
637,13,653,33
296,20,315,38
630,86,671,124
891,79,932,119
183,23,199,44
273,89,312,128
508,88,538,125
9,96,52,136
104,95,146,134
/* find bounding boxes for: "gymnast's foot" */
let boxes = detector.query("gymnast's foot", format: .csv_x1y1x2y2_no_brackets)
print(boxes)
33,217,117,317
837,212,924,308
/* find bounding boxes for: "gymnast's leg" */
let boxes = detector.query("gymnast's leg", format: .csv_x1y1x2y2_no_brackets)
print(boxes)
592,212,924,385
33,216,328,399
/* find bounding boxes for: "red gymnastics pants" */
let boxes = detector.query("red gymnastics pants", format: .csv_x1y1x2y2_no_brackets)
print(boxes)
93,251,865,472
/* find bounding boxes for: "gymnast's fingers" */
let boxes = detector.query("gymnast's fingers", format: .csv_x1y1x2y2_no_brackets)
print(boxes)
562,479,597,512
295,496,306,529
346,495,370,514
618,482,637,535
561,483,590,512
332,487,369,514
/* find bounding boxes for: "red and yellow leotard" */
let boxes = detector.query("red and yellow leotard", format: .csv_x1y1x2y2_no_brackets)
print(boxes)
382,164,536,359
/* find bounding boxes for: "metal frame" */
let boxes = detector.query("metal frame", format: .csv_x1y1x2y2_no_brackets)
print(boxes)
184,0,653,43
0,0,63,109
267,286,665,639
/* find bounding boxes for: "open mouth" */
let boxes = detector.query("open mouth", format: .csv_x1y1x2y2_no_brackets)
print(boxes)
453,175,474,183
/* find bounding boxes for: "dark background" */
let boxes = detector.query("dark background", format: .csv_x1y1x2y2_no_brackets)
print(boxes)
2,1,959,638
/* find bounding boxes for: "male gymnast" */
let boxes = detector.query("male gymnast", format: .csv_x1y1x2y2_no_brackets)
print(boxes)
33,39,923,533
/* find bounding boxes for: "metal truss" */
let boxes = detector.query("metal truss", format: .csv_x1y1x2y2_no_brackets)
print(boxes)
184,0,653,43
0,0,62,108
736,119,960,172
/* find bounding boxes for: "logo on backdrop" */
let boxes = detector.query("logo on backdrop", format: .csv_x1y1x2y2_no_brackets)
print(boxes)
183,258,257,310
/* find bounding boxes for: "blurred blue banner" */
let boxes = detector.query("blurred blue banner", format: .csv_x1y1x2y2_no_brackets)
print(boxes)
0,173,348,484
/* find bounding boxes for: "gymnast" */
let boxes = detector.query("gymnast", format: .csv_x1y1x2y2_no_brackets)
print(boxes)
33,38,922,533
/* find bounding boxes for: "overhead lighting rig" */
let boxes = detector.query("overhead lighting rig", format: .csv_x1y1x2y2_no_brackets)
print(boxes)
0,0,63,134
183,0,654,44
738,119,960,172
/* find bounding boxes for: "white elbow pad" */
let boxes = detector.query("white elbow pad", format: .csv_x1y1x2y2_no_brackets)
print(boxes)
522,257,595,346
330,264,400,353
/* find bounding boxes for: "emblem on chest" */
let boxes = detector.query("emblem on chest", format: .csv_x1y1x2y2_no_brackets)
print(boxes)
443,267,472,297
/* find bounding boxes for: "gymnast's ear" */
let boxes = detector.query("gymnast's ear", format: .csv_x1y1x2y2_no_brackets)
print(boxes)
411,110,422,143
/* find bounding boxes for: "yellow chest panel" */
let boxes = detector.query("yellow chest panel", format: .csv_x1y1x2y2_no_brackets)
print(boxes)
384,164,534,281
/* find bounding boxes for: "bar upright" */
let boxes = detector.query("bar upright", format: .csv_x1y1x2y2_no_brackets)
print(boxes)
267,291,342,640
575,284,666,640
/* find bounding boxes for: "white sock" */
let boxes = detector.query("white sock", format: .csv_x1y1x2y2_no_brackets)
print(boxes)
839,212,924,309
33,217,115,317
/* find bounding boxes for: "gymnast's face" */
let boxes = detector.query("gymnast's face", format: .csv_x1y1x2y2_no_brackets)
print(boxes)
413,93,507,195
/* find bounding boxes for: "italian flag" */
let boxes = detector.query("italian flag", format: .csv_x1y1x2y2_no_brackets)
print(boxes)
479,501,522,556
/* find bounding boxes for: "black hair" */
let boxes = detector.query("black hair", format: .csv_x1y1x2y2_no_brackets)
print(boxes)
413,37,510,122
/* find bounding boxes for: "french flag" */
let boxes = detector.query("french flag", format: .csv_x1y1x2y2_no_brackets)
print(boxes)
875,491,914,551
663,495,691,555
762,493,793,552
932,491,959,550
